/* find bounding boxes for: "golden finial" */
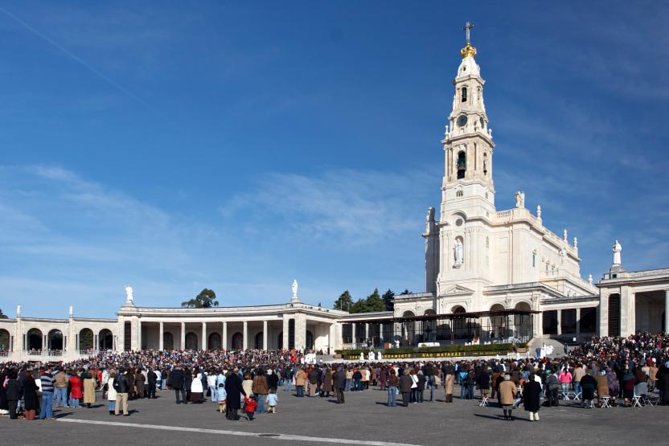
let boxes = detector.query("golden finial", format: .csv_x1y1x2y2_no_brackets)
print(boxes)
460,21,477,59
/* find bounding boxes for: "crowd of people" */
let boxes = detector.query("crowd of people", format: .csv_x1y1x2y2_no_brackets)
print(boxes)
2,333,669,422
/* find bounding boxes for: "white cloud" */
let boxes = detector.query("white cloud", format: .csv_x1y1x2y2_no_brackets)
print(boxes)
220,168,435,246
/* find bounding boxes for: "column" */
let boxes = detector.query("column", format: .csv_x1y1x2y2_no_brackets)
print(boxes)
365,323,369,344
282,316,289,351
180,322,186,350
117,319,124,352
262,320,268,351
556,311,562,336
630,292,636,336
533,312,541,338
329,324,336,354
665,290,669,335
202,322,207,350
379,323,383,345
222,321,228,350
352,323,357,347
576,308,581,337
242,321,248,350
599,290,609,336
159,321,164,351
300,315,308,351
620,286,630,336
137,319,142,351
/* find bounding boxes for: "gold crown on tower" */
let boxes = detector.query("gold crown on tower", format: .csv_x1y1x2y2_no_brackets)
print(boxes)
460,21,477,59
460,43,477,59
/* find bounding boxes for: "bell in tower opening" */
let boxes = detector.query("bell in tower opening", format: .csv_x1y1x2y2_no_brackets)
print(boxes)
457,151,466,179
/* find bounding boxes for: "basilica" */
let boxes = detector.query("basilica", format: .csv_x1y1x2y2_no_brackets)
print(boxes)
1,29,668,363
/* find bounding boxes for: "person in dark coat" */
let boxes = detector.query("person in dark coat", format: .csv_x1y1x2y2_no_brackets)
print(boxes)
224,368,246,420
266,369,279,393
5,369,22,419
580,371,598,408
333,367,346,404
399,370,413,407
22,370,39,420
168,365,186,404
523,374,542,421
147,369,157,399
476,368,491,401
0,368,8,412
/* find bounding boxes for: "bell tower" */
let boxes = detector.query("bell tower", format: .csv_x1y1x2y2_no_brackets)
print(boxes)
440,22,495,220
429,23,497,299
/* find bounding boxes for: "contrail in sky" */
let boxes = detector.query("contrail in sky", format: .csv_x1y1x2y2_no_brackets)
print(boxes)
0,7,149,107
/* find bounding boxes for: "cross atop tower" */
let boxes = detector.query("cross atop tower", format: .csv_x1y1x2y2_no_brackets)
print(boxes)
464,21,474,44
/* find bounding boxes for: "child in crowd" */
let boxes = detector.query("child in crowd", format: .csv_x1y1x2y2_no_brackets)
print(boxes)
217,383,227,414
266,390,279,413
244,395,257,421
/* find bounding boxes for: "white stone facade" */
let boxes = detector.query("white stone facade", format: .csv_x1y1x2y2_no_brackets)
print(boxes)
396,37,600,338
0,299,348,363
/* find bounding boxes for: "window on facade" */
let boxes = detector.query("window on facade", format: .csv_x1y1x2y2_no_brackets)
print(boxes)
483,153,488,175
461,86,467,102
532,252,536,268
457,151,466,179
456,190,463,197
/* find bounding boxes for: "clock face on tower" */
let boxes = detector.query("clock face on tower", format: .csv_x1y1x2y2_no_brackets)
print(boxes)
457,114,468,127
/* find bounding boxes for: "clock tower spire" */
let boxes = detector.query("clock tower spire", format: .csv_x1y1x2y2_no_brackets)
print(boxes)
423,23,497,296
441,22,495,218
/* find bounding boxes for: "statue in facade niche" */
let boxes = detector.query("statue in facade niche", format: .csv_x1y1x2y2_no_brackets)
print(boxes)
454,238,464,268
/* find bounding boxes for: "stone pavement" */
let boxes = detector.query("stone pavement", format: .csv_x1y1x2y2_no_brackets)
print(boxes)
1,387,667,446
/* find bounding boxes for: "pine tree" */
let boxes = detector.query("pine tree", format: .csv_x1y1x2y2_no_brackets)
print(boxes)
382,289,395,311
333,290,353,311
365,288,385,312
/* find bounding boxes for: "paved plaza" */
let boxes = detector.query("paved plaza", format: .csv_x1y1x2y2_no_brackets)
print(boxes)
1,385,667,446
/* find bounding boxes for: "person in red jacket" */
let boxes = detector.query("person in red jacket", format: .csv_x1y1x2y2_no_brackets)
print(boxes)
244,395,257,421
69,371,83,408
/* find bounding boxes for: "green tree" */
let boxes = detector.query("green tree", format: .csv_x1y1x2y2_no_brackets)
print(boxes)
365,288,385,312
182,288,219,308
382,289,395,311
350,298,368,313
0,308,7,319
333,290,353,311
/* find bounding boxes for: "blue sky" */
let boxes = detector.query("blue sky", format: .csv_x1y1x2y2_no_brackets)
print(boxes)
0,1,667,318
